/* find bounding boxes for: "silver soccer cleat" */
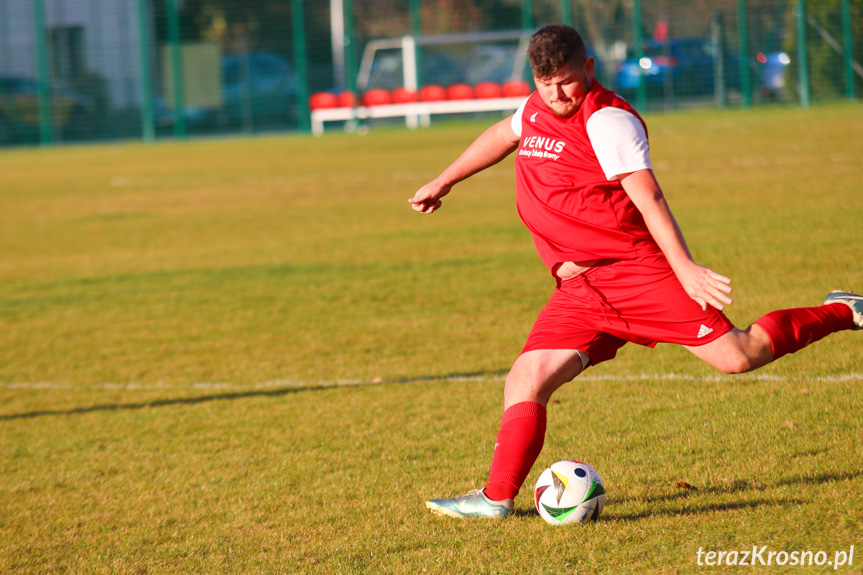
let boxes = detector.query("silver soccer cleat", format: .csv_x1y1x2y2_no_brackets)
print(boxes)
824,290,863,330
425,489,514,518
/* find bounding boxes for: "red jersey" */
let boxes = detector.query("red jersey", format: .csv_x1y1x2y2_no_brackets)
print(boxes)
513,81,661,273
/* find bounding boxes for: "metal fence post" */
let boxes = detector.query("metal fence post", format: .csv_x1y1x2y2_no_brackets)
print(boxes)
343,0,357,98
712,13,727,108
88,0,104,136
737,0,752,108
795,0,810,108
33,0,53,146
522,0,534,29
561,0,572,28
238,42,254,134
136,0,156,142
166,0,186,139
661,18,675,109
292,0,311,132
841,0,855,100
0,0,11,76
632,0,647,111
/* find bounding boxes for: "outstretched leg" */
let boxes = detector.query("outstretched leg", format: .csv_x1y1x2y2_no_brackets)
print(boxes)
686,292,860,373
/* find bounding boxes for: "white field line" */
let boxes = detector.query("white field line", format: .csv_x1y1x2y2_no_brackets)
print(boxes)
2,372,863,391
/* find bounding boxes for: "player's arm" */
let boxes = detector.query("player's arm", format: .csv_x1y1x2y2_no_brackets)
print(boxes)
409,116,520,214
587,108,731,311
620,169,732,311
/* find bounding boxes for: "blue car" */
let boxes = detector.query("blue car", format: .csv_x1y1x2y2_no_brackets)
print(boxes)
158,51,297,131
755,51,791,100
616,38,738,97
221,52,297,125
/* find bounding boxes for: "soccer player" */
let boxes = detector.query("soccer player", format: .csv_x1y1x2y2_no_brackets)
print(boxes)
409,25,862,519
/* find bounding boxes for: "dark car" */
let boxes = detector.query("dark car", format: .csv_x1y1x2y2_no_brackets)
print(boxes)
0,75,95,144
158,51,297,131
221,52,297,125
616,38,739,98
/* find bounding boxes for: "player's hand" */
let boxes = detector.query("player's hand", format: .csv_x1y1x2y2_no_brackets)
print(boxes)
409,181,451,214
677,262,733,311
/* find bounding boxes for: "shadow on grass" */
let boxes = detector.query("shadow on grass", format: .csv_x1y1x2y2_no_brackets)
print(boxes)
0,369,509,422
774,469,863,487
514,470,863,522
512,495,810,522
614,469,863,506
605,496,806,523
613,479,758,505
603,469,863,522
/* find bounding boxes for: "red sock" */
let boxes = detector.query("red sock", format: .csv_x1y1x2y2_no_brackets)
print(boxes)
754,304,854,361
483,402,546,502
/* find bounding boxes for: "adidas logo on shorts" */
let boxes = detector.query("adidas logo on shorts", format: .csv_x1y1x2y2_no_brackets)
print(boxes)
697,324,714,339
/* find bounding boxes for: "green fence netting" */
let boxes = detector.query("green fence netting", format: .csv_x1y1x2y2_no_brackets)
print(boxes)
0,0,860,146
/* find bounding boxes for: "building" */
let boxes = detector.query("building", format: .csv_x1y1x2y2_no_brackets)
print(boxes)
0,0,150,111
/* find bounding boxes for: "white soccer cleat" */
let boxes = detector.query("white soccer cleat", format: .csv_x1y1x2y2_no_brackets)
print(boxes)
824,290,863,330
425,489,514,518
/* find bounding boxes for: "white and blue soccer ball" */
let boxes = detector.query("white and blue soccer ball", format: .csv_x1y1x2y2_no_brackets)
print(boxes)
534,460,606,525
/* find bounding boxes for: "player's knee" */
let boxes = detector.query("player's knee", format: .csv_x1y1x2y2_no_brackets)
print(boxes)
713,352,755,374
503,350,586,407
503,365,560,406
693,328,771,374
504,370,543,405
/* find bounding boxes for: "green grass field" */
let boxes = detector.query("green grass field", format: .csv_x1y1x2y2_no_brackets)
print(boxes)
1,105,862,574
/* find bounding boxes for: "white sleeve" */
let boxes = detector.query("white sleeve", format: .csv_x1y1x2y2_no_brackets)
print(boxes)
585,107,652,180
510,97,529,138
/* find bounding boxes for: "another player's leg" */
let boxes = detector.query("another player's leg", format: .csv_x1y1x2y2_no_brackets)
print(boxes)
425,348,586,519
687,291,861,372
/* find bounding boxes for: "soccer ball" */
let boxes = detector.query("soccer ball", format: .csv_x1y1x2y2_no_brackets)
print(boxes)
534,460,606,525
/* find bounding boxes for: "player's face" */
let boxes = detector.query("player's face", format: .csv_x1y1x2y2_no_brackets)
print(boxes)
534,58,595,118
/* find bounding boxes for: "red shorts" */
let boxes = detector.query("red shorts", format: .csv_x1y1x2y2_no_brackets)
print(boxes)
522,253,734,366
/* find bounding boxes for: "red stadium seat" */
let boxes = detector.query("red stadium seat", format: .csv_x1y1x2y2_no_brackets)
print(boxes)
362,89,392,107
502,80,531,97
337,91,356,108
392,87,419,104
419,85,446,102
475,82,503,99
309,92,337,110
446,83,475,100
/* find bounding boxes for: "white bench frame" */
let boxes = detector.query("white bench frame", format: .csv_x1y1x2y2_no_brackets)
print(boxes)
310,96,526,136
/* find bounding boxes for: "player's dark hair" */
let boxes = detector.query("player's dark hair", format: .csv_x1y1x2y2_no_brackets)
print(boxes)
527,25,588,79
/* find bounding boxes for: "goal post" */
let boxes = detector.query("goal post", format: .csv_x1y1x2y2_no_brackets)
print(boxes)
356,29,534,93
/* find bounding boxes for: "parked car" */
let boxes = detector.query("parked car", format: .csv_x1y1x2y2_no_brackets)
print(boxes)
755,51,791,100
0,75,95,144
616,38,739,98
157,51,297,131
221,51,297,125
